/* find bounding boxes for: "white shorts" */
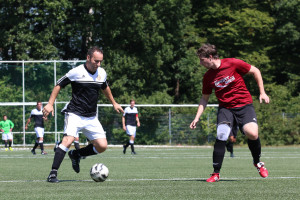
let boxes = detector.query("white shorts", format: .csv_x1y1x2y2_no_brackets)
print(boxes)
2,133,13,140
126,125,136,137
64,113,106,141
34,127,45,138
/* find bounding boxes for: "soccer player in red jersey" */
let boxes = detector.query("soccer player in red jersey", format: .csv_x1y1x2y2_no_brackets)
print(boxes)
190,44,270,182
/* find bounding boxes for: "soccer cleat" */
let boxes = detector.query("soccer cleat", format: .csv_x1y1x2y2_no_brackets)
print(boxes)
41,151,48,155
47,173,59,183
9,147,13,151
254,162,268,178
68,150,80,173
230,152,234,158
206,173,220,182
5,148,8,151
131,151,136,155
31,149,36,155
123,145,126,154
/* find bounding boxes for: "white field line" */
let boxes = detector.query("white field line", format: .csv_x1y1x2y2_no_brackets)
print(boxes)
1,176,300,183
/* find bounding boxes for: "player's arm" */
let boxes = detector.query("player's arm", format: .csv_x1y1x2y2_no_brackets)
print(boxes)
247,66,270,104
122,116,126,131
25,117,31,130
101,86,124,113
10,120,14,131
190,94,210,129
43,85,61,117
136,114,140,127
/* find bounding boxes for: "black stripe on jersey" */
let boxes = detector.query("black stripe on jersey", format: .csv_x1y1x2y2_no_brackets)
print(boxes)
57,75,71,88
125,113,137,126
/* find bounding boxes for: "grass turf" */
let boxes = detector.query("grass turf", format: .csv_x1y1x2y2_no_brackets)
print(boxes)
0,146,299,199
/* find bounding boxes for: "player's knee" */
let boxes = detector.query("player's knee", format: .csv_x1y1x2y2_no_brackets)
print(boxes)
93,139,107,153
216,123,231,141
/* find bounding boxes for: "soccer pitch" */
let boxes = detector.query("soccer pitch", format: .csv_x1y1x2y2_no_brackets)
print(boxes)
0,146,299,200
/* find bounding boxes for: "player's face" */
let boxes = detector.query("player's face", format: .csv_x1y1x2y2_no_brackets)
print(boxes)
130,101,135,107
3,116,7,121
36,103,42,111
87,51,103,72
199,56,213,69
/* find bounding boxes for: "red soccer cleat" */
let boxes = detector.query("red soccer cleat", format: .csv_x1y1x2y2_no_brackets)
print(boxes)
206,173,220,182
254,162,268,178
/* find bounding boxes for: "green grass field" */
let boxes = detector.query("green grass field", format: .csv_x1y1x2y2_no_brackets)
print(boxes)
0,146,299,200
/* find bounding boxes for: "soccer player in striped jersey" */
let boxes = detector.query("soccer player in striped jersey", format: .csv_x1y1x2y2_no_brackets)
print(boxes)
190,44,270,182
122,99,140,154
25,102,48,155
43,46,123,183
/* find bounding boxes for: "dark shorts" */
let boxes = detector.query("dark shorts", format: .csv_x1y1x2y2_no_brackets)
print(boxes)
217,104,257,135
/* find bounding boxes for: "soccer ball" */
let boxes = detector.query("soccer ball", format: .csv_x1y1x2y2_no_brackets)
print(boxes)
90,163,109,182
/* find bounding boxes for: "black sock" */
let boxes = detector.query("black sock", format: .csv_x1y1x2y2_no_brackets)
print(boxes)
130,144,135,152
226,141,233,153
9,141,12,147
39,142,44,151
124,141,129,148
74,142,80,150
248,137,261,164
74,143,97,157
33,139,39,150
4,141,8,148
212,139,227,173
51,147,67,170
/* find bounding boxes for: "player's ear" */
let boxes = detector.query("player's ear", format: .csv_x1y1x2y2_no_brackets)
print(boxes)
87,55,90,61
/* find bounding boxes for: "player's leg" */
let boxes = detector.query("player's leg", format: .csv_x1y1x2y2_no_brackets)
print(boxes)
47,135,75,182
74,137,80,150
207,108,233,182
47,113,78,182
31,134,39,155
8,134,13,151
239,104,268,178
68,115,107,173
37,128,47,155
130,135,136,154
125,125,137,154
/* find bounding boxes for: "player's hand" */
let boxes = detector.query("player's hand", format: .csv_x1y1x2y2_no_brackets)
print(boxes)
259,93,270,104
25,126,28,130
42,104,54,117
113,103,124,114
190,119,199,129
137,122,140,127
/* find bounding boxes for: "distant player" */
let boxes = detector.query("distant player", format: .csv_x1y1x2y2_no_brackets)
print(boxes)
190,44,270,182
122,99,140,154
0,115,14,151
43,46,123,183
25,101,48,155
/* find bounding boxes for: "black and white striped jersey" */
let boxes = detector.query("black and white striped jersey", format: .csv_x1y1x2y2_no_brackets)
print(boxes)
123,106,138,126
30,108,44,128
57,64,108,117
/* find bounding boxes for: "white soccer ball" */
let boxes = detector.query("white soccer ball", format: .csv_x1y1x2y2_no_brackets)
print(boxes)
90,163,109,182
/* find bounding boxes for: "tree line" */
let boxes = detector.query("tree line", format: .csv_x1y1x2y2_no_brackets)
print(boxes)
0,0,299,145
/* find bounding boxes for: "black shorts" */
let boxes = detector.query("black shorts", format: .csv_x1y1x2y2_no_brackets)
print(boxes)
217,104,257,135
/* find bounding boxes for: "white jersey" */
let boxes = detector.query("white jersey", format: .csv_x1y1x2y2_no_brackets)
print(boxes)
123,106,138,126
57,64,108,117
30,108,44,128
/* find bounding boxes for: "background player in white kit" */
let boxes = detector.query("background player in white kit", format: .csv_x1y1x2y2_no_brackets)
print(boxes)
25,101,48,155
122,99,140,154
43,46,123,183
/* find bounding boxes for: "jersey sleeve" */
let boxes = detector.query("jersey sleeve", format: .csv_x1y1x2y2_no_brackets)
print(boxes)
9,120,14,128
202,72,213,95
234,59,251,75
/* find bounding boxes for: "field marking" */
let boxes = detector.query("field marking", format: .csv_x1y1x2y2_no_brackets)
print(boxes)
1,176,300,183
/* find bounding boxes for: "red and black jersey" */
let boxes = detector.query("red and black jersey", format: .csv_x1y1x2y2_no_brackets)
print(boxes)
202,58,252,108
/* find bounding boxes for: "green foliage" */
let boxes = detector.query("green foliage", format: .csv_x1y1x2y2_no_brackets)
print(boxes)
0,0,299,145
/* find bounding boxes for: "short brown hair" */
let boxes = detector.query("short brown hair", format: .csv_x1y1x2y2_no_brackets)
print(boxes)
197,44,219,59
87,46,103,58
130,99,135,103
